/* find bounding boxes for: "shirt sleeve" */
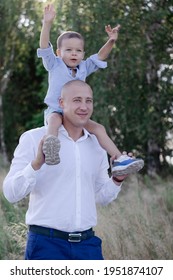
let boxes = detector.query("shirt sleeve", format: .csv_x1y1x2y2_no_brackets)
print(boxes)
37,43,57,71
2,132,38,203
85,53,107,76
94,151,122,206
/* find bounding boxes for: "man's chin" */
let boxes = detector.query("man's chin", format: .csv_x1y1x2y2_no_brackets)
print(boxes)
75,119,89,127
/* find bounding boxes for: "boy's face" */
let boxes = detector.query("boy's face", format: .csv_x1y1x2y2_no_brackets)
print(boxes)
57,38,84,68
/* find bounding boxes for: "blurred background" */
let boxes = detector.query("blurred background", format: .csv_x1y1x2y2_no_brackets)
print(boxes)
0,0,173,259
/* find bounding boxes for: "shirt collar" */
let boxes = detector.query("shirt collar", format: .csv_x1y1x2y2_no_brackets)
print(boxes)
66,65,79,69
59,125,91,141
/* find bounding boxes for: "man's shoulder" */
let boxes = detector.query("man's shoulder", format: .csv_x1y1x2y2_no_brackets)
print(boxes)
88,133,107,152
25,126,46,134
21,126,46,140
89,133,100,144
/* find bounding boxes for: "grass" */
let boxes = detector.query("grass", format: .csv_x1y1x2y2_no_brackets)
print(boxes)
0,190,27,259
96,175,173,259
0,166,173,260
0,162,27,259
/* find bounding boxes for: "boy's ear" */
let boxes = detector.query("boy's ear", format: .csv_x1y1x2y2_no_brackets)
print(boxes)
56,49,61,56
59,97,64,109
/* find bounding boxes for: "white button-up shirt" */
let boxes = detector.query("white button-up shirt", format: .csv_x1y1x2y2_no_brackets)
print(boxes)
3,126,121,232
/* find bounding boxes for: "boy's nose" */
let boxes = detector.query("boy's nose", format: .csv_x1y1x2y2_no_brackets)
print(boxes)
72,50,77,55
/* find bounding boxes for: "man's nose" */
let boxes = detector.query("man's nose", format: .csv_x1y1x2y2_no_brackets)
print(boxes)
80,102,87,110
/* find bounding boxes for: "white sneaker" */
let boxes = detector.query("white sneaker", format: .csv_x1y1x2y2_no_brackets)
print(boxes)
111,154,144,176
43,135,61,165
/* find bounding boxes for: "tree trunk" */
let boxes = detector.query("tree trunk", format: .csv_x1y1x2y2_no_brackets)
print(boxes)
147,139,161,176
0,73,10,165
145,22,162,176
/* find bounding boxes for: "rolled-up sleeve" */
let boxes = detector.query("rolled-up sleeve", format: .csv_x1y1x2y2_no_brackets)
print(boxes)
37,43,56,71
85,53,107,76
89,54,107,68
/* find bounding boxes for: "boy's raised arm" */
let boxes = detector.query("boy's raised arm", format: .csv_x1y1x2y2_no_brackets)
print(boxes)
39,4,56,49
98,24,121,61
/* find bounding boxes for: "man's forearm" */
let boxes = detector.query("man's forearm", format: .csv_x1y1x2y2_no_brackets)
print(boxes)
3,163,37,203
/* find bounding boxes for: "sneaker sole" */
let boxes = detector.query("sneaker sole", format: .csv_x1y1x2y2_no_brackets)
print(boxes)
43,136,61,165
112,159,144,176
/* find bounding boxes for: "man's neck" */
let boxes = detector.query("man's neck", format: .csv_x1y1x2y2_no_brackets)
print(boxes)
62,123,84,141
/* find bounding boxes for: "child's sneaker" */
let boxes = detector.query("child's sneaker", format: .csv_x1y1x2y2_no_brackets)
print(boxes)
43,135,61,165
111,154,144,176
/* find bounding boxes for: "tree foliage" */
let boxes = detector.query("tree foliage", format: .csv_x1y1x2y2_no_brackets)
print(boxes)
1,0,173,175
0,0,44,158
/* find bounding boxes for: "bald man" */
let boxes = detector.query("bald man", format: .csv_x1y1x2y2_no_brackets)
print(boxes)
3,80,127,260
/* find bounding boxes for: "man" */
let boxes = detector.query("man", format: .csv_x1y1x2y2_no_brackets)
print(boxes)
3,80,127,260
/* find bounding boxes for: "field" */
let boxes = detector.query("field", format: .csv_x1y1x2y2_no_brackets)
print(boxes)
0,164,173,260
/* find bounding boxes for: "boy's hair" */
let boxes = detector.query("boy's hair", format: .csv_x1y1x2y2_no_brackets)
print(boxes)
57,31,84,48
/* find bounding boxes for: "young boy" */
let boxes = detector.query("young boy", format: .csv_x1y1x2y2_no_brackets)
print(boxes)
37,3,144,176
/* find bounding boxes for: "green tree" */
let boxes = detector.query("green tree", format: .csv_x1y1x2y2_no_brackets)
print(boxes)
1,0,45,160
1,0,173,176
59,0,173,175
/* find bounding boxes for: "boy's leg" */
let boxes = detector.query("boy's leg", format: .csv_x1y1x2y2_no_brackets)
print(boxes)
43,112,62,165
85,119,121,157
85,119,144,176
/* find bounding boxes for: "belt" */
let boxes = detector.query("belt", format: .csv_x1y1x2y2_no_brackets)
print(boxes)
29,225,95,243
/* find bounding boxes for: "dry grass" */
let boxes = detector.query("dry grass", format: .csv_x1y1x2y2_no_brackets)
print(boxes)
96,175,173,259
0,166,173,260
0,168,7,191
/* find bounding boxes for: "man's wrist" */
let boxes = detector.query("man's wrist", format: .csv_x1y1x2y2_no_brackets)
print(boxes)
31,160,42,171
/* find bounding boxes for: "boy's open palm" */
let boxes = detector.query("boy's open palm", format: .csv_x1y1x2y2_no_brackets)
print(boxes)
105,24,121,41
43,4,56,23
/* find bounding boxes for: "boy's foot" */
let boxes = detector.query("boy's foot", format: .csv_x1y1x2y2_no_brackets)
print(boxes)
43,135,61,165
111,154,144,176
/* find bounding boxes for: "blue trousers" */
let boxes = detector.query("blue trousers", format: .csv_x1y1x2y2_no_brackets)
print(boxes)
24,231,104,260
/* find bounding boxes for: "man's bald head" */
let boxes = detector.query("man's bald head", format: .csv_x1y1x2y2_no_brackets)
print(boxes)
61,80,93,99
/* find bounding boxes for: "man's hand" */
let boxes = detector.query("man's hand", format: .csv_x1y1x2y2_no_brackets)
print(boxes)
31,137,45,170
43,3,56,24
105,24,121,42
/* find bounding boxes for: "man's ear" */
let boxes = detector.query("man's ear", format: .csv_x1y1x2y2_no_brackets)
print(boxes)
56,49,61,57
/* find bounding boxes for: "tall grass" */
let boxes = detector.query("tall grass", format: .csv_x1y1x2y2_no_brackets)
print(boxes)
96,175,173,259
0,163,27,259
0,167,173,259
0,195,27,260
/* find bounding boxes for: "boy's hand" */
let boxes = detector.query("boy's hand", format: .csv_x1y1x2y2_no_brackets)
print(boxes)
105,24,121,42
43,4,56,23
